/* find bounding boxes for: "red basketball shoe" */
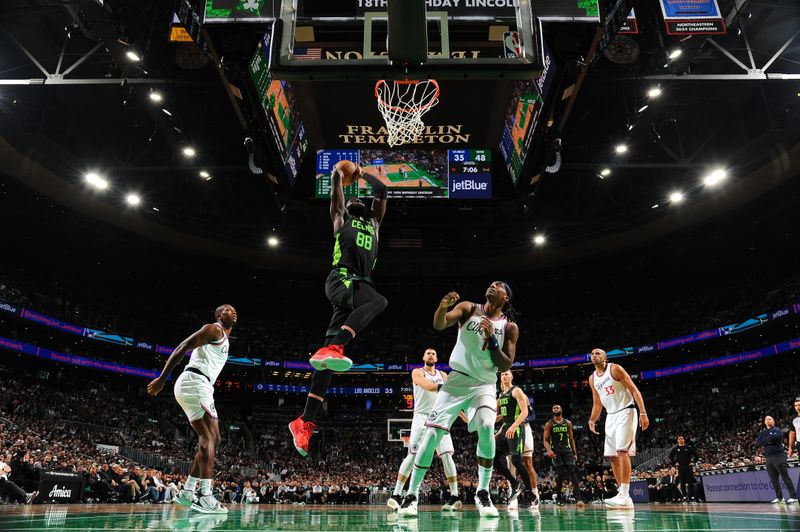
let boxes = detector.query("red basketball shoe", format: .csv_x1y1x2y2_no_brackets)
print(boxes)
309,344,353,372
288,416,316,457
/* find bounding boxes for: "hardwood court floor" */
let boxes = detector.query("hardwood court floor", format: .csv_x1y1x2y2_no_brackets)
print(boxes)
0,502,798,531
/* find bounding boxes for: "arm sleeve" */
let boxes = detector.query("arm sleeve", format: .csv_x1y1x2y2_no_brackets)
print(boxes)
361,173,388,199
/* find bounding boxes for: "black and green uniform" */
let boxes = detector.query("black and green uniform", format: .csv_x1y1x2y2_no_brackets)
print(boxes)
549,418,576,466
497,385,529,456
323,213,386,339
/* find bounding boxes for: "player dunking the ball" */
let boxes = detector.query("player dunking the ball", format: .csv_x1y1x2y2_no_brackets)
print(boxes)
398,282,518,518
289,160,389,456
147,304,237,514
588,348,649,510
388,348,461,512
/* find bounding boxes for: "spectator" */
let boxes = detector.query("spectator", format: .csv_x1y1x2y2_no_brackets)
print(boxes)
756,416,798,504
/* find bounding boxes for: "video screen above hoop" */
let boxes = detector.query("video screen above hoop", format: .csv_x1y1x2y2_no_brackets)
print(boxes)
316,148,492,199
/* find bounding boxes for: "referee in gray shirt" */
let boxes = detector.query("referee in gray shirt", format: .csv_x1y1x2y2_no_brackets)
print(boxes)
789,398,800,460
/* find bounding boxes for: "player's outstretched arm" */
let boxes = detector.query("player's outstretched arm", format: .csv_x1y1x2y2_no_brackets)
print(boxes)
330,168,346,232
360,170,388,227
588,375,602,435
433,293,469,330
146,324,222,396
611,364,649,430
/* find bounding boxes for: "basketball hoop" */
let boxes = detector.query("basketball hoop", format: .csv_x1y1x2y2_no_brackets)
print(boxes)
375,79,440,147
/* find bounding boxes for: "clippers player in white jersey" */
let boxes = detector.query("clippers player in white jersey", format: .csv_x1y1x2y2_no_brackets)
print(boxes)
147,304,236,514
588,348,649,510
388,348,461,512
399,282,518,518
788,398,800,459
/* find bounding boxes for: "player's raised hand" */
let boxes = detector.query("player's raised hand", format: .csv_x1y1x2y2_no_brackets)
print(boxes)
479,317,495,337
147,376,165,396
440,291,460,308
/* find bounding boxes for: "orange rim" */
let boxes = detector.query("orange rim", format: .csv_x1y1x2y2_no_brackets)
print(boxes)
375,79,440,114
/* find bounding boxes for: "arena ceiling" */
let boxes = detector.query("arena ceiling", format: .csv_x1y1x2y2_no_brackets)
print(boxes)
1,0,799,275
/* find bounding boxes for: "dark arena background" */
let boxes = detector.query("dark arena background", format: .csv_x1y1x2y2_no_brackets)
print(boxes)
2,0,800,530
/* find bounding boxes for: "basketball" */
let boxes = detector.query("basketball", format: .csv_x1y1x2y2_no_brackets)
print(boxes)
336,160,359,186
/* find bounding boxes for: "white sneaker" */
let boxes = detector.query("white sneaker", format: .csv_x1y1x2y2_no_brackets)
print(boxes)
441,495,462,511
191,494,228,514
605,494,634,510
387,494,402,511
771,498,785,504
787,498,798,503
176,489,197,508
398,495,418,517
475,490,499,517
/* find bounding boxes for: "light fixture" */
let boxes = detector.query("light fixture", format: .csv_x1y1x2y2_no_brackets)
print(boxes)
638,105,649,113
647,87,662,98
199,170,211,180
267,236,279,247
651,204,660,209
161,108,172,116
533,234,545,246
615,144,628,154
627,124,635,131
148,91,163,103
125,194,141,206
85,172,109,190
600,168,611,177
182,147,196,158
703,168,727,187
125,51,141,62
668,48,682,60
669,191,684,203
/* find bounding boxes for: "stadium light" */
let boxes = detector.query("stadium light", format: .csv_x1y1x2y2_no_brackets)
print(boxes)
267,236,279,247
600,168,611,177
125,194,141,206
638,105,649,113
149,91,163,103
85,172,108,190
651,204,660,209
668,48,682,60
182,147,196,158
199,170,211,180
125,51,141,62
703,168,727,187
669,191,684,204
533,234,546,246
615,144,628,154
647,87,662,98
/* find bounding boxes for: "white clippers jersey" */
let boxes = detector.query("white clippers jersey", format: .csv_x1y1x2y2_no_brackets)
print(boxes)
449,304,507,385
793,416,800,435
413,368,446,415
592,363,634,414
185,323,229,383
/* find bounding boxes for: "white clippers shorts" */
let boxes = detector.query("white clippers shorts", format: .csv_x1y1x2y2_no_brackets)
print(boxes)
174,370,218,422
523,423,534,455
409,413,454,456
424,371,497,433
604,407,637,457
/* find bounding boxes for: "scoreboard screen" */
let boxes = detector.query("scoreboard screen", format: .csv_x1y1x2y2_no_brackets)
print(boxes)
315,148,491,199
204,0,276,23
248,33,307,184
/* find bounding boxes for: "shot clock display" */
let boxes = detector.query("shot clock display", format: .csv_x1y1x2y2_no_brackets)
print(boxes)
315,148,491,199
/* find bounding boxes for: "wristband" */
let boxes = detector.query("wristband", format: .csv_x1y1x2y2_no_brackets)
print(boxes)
486,335,499,350
639,413,648,416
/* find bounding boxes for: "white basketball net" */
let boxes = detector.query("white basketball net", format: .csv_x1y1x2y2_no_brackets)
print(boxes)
375,80,440,147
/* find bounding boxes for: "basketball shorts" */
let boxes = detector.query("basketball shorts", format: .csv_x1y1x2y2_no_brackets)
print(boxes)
552,449,576,467
424,371,496,433
409,412,454,456
174,370,218,422
604,407,637,457
498,422,532,457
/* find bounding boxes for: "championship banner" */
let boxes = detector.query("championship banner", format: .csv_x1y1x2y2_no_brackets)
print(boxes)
618,8,638,34
35,471,85,504
659,0,726,35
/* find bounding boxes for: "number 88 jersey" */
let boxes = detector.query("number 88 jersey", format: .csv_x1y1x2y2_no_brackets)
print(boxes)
332,213,379,278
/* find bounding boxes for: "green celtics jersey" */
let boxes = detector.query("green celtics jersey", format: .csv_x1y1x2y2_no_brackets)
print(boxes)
551,418,572,452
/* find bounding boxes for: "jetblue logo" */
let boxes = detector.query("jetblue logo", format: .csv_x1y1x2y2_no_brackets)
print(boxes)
450,175,491,198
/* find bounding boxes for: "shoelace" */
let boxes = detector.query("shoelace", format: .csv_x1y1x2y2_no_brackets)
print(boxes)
477,491,491,506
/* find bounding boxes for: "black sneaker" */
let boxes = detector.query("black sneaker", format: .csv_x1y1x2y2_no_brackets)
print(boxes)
398,495,418,517
508,480,524,502
519,491,532,509
441,495,462,511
